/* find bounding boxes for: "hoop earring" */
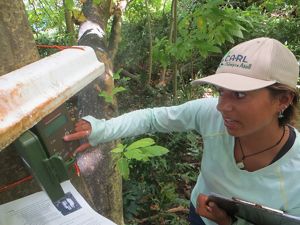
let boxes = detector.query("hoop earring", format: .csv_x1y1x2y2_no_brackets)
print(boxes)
278,110,284,118
278,107,286,119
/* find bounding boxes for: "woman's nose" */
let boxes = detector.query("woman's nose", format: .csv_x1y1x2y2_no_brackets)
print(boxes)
217,96,233,112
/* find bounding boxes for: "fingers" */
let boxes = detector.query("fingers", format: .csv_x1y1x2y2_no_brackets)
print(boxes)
73,142,91,156
207,201,227,218
196,194,231,225
207,202,232,225
64,120,91,141
63,130,90,141
75,120,91,132
196,194,210,216
63,119,92,156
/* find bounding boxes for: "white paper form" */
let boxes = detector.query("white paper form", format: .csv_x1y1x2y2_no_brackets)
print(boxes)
0,181,117,225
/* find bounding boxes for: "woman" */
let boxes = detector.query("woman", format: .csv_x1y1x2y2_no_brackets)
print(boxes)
64,37,300,225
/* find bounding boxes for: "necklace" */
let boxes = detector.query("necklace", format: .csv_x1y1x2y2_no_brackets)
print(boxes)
236,127,286,169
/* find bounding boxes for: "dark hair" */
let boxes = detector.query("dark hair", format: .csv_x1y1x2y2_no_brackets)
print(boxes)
266,83,299,126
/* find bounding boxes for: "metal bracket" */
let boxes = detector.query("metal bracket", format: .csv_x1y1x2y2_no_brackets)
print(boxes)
13,130,69,202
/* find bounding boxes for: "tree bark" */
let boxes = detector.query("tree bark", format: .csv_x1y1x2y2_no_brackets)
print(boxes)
63,0,76,45
0,1,39,76
0,0,42,203
145,0,153,86
75,0,125,224
171,0,178,98
108,0,127,61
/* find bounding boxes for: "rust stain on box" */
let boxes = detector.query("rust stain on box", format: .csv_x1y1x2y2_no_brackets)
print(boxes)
0,46,105,151
0,96,70,150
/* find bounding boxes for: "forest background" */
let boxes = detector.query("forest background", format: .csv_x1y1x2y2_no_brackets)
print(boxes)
17,0,300,224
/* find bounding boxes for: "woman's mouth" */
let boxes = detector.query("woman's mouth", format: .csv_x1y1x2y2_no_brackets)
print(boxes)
223,118,238,130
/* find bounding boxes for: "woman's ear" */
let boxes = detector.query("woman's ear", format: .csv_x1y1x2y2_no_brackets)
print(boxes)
278,92,294,110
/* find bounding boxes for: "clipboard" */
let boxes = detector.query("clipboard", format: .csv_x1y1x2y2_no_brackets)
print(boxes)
208,193,300,225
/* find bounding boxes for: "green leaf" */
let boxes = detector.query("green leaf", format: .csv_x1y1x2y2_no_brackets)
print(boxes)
111,143,125,153
124,149,147,161
112,86,127,95
220,30,235,43
237,24,247,31
160,54,170,68
126,138,155,150
93,0,102,5
141,145,169,157
196,40,222,58
207,45,222,53
231,28,244,38
65,0,74,10
98,91,113,103
117,158,129,180
113,68,123,80
71,9,87,23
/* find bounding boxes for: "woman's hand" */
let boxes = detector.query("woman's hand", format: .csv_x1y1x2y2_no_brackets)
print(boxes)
196,194,233,225
63,120,92,156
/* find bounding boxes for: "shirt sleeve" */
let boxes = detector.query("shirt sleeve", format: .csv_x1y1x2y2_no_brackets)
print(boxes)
287,207,300,218
83,98,218,146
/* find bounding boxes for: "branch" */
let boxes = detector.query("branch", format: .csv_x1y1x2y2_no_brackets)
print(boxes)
166,206,189,213
135,206,189,223
108,0,127,60
28,0,40,36
120,69,139,81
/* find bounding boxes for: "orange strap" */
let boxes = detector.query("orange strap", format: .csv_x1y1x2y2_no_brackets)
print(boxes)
0,175,33,193
36,45,84,51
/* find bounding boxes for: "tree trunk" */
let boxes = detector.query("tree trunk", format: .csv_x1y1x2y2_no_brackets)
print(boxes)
171,0,178,98
74,0,125,224
108,0,127,61
0,1,39,76
158,0,176,88
0,0,42,203
145,0,153,86
63,0,76,45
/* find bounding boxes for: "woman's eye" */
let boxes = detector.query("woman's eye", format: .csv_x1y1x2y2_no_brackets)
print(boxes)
217,88,224,96
234,92,246,99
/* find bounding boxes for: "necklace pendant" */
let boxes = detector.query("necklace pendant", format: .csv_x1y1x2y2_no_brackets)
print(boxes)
237,161,245,169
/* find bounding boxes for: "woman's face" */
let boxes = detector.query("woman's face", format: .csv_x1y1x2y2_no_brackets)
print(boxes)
216,88,280,137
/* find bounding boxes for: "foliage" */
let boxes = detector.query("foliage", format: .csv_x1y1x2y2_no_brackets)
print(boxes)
122,131,202,224
154,0,244,62
65,0,75,10
152,0,248,81
25,0,81,56
25,0,66,34
117,0,249,91
98,69,129,103
118,0,300,92
71,9,87,23
112,138,169,180
93,0,102,5
98,86,127,103
124,0,172,23
239,1,300,57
